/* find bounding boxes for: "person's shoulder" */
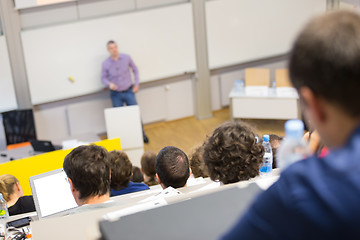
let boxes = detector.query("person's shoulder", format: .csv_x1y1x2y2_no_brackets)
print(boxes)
18,196,34,203
129,181,150,190
119,53,133,61
120,53,130,58
102,57,112,66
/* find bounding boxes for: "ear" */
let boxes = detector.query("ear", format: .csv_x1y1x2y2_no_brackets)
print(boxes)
68,178,81,206
16,182,23,197
299,87,327,124
16,182,21,191
68,178,76,193
189,168,192,178
155,173,162,185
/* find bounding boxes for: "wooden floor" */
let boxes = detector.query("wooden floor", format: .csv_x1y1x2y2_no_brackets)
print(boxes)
143,107,286,156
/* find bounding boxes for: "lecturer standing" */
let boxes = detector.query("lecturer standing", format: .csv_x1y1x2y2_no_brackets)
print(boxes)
101,40,149,143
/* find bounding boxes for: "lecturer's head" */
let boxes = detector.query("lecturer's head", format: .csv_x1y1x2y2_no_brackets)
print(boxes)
289,10,360,147
107,40,118,58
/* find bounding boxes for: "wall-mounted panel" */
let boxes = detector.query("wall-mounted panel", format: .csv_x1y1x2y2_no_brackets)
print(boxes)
0,36,17,112
206,0,326,69
78,0,135,19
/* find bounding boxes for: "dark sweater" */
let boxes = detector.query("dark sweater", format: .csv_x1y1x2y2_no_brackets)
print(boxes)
8,196,36,216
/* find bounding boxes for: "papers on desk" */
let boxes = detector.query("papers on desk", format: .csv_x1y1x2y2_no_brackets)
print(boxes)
139,187,182,203
276,87,298,98
255,175,280,190
103,198,168,221
61,139,90,149
229,86,298,98
245,86,269,96
129,187,162,198
187,177,206,187
188,181,221,194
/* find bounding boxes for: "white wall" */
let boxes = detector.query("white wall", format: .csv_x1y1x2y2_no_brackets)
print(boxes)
19,0,188,29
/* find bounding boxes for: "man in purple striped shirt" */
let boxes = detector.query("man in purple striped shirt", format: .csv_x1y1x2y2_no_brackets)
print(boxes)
102,40,149,143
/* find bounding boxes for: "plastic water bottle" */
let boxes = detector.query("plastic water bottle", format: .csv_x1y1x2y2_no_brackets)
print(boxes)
277,119,311,171
268,80,277,96
0,193,8,239
260,135,273,177
234,79,245,95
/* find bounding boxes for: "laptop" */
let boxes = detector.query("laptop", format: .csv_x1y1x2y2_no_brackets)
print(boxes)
29,169,78,219
30,140,62,153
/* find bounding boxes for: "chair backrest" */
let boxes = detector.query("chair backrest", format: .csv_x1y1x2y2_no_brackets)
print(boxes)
275,69,292,87
245,68,270,86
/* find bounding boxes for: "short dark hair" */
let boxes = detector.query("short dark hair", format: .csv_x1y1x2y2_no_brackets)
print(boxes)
131,166,144,183
202,121,264,184
189,146,209,178
63,145,110,200
107,40,116,46
289,10,360,117
155,146,190,188
109,151,132,191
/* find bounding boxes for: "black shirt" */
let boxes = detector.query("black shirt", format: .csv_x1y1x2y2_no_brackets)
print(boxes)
8,196,36,216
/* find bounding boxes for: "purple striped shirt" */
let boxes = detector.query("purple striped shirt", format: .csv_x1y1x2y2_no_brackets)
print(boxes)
101,53,139,91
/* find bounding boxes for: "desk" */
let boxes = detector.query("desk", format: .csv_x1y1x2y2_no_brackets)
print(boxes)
0,133,100,164
29,172,279,240
229,87,300,120
0,146,34,163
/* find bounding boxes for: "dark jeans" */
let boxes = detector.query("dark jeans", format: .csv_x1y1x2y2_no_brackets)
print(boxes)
110,86,137,107
110,87,147,139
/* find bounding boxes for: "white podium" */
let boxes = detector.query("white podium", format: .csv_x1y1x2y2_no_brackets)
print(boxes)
104,105,144,166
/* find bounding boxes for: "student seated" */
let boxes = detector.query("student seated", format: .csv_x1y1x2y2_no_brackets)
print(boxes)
109,151,149,196
269,134,282,168
131,166,144,183
202,121,264,184
155,146,191,189
222,10,360,239
0,175,35,216
63,145,114,211
189,146,209,178
140,151,158,186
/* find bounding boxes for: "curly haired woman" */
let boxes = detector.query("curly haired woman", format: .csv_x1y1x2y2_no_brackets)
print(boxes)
202,121,264,184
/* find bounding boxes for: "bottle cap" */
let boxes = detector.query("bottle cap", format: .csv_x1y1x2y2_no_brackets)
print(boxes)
263,134,270,142
285,119,304,139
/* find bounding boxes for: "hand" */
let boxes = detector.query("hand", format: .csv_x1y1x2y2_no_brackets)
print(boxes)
109,82,118,91
132,85,139,93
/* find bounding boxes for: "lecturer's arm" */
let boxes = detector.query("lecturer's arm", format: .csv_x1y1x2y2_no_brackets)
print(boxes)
129,57,139,93
101,62,117,90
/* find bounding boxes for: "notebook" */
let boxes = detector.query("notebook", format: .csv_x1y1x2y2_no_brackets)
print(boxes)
29,169,78,218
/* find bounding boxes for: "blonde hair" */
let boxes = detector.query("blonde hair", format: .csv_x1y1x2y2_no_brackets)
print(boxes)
0,175,18,201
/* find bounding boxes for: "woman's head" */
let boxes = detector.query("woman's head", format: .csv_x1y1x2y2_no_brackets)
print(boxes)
202,121,264,184
141,151,157,178
109,151,132,191
0,175,22,201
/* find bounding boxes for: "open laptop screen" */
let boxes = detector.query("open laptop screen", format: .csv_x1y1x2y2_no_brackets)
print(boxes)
30,169,78,218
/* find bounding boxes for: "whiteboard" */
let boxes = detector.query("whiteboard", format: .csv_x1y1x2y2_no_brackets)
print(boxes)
21,4,196,105
0,36,17,112
206,0,326,69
